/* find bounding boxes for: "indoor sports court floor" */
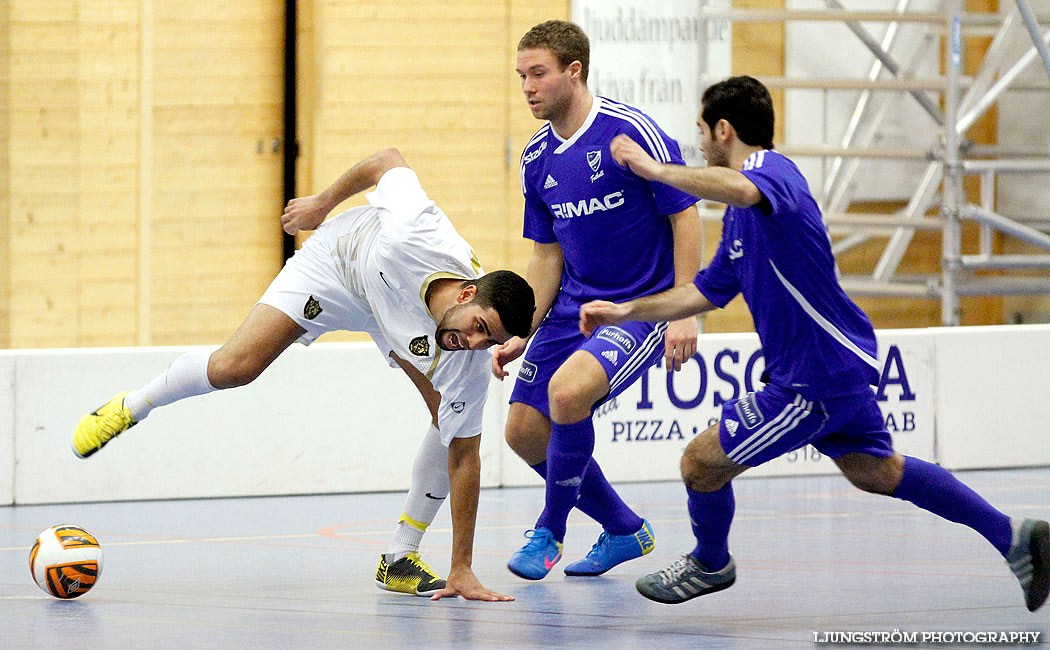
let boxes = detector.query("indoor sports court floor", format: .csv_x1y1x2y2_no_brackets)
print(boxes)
2,468,1048,649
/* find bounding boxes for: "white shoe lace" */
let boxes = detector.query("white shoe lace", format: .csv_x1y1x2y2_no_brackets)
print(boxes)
657,555,696,586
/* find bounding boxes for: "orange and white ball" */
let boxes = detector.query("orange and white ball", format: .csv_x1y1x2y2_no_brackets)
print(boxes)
29,525,103,599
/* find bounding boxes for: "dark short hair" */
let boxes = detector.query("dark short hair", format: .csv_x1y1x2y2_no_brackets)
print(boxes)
518,20,590,84
701,76,775,150
468,270,534,339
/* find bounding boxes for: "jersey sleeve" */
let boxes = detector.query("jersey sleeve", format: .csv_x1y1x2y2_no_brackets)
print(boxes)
693,233,741,308
365,167,439,245
740,152,798,218
430,350,491,446
521,167,556,244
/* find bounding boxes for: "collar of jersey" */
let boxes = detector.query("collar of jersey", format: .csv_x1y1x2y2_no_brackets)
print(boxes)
552,96,603,155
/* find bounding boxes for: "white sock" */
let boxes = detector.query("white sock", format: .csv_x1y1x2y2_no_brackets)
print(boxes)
387,423,449,561
124,349,218,421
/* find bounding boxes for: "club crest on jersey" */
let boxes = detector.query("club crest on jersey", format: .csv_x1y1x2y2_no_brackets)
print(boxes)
304,296,323,320
587,150,604,182
596,327,636,354
517,360,538,383
734,393,764,429
409,336,430,357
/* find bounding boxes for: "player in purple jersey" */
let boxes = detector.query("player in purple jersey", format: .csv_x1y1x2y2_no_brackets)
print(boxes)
580,76,1048,612
492,20,703,581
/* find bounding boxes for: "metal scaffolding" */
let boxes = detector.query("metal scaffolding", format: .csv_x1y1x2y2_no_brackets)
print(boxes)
699,0,1050,325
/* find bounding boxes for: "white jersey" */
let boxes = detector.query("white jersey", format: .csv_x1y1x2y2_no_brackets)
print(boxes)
259,167,490,445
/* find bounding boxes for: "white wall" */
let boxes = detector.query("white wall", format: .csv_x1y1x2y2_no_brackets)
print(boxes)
2,324,1048,506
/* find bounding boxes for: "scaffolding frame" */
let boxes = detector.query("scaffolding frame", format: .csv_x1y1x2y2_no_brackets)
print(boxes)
699,0,1050,325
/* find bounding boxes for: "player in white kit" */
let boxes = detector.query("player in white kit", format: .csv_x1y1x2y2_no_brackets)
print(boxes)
72,148,534,602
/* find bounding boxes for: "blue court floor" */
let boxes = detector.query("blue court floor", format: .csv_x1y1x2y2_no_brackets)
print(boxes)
2,468,1048,649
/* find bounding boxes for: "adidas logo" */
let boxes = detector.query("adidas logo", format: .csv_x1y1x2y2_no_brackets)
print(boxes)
725,419,739,437
543,174,558,189
601,350,619,365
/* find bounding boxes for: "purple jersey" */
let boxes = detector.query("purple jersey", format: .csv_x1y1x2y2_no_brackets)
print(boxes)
519,96,697,317
694,150,880,397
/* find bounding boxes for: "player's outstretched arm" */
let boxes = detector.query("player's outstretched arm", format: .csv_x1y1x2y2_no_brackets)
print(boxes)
430,435,514,602
281,148,409,234
609,134,763,208
580,284,716,337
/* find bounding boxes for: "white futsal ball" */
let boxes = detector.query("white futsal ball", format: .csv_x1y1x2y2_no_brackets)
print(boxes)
29,525,103,599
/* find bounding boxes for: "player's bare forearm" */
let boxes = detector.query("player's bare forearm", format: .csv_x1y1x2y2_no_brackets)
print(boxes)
318,148,409,208
654,164,762,208
435,435,513,602
282,148,410,234
491,241,563,379
446,435,481,573
525,241,564,335
623,284,716,325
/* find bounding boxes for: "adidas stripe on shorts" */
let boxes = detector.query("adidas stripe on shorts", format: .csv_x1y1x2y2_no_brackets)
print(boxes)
719,383,893,467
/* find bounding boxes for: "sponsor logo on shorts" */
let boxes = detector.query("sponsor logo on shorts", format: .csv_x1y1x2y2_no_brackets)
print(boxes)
517,360,538,383
303,296,323,320
451,401,465,413
601,350,619,365
724,418,740,437
408,335,430,357
596,327,637,354
734,393,764,429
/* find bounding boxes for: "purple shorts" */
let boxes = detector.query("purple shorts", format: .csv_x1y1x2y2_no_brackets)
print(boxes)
719,383,893,467
510,317,666,418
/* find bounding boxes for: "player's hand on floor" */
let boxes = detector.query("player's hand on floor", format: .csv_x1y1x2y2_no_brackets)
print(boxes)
431,567,514,602
281,194,332,235
578,300,628,337
492,337,527,380
664,316,698,372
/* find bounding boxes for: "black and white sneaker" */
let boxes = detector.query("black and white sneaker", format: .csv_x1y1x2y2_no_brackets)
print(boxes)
1006,517,1049,612
635,554,736,604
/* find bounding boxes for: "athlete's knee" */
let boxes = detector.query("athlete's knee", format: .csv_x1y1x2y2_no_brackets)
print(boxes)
680,424,736,492
836,452,904,495
207,348,264,389
680,457,732,492
504,406,550,464
547,372,599,424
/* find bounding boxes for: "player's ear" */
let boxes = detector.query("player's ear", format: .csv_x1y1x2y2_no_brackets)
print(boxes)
458,283,478,303
716,118,733,142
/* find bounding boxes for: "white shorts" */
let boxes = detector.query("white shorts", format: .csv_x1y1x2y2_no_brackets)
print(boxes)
257,228,393,357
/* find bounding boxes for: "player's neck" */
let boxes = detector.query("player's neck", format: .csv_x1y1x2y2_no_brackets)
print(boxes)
424,278,462,322
731,145,765,171
550,92,593,140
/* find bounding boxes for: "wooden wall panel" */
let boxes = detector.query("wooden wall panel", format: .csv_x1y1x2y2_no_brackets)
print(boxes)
0,0,9,349
0,0,283,348
147,0,283,346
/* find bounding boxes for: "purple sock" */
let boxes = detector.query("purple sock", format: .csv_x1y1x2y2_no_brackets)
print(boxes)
529,460,643,535
535,419,594,542
891,455,1013,556
687,483,735,571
